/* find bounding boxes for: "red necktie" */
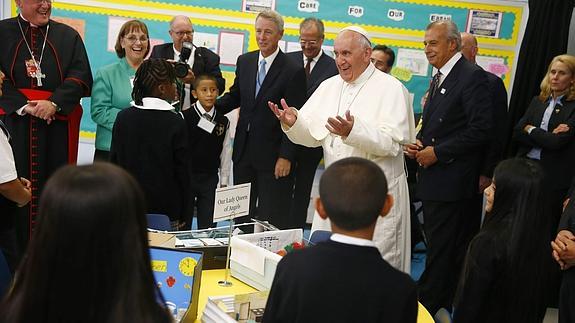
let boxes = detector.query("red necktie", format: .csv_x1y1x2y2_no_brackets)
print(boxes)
305,58,312,78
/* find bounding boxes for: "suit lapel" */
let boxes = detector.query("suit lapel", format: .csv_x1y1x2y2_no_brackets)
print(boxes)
246,52,258,101
309,53,326,90
424,57,464,122
255,50,285,103
164,44,175,60
192,48,204,76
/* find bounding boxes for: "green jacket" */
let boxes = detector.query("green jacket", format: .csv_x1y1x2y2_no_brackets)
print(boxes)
90,58,136,151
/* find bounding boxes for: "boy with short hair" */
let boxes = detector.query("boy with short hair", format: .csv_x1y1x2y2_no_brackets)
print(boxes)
263,157,418,323
182,74,231,229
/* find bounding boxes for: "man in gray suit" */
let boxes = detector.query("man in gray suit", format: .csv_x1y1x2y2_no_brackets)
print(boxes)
287,18,338,229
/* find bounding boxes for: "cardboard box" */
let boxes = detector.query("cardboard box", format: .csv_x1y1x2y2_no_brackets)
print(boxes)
229,229,303,290
148,232,176,248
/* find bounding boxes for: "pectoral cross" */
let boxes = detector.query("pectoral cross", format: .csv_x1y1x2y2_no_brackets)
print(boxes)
33,68,46,87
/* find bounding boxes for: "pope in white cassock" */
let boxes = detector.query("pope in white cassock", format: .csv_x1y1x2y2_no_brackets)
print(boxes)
268,26,416,273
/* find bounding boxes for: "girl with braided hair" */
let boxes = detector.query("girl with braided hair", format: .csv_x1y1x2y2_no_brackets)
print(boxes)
110,58,190,229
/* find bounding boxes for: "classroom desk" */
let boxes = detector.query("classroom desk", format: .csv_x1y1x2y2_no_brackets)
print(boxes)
196,269,434,323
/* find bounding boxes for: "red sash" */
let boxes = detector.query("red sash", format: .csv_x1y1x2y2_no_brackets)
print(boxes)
0,88,82,164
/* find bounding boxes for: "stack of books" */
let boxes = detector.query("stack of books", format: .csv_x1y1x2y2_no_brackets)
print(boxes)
201,291,269,323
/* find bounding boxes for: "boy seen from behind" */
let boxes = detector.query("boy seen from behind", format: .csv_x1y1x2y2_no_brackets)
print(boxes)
263,157,417,323
182,74,232,229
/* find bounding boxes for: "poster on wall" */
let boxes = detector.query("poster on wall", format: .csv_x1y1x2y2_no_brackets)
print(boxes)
466,10,502,38
396,48,429,77
42,0,526,137
219,31,245,66
107,16,129,52
242,0,275,13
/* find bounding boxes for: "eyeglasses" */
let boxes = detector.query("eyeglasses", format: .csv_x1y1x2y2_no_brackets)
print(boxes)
124,35,149,44
299,39,319,46
171,30,194,37
29,0,52,5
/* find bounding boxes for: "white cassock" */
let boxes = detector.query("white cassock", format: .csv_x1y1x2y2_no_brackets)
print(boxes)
283,63,416,273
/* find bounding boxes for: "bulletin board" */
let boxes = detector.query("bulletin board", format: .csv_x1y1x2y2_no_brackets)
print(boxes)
7,0,528,138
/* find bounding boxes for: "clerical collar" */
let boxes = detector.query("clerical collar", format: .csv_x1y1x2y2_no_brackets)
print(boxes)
330,233,376,248
132,97,176,111
19,14,47,28
347,62,376,85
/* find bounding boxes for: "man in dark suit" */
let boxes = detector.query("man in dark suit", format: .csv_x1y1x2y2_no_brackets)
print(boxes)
150,15,225,110
460,32,509,244
216,10,307,229
405,20,492,315
553,183,575,322
461,32,509,194
286,18,338,229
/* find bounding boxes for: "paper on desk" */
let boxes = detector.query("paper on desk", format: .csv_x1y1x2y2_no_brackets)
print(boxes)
239,229,303,252
180,239,205,248
230,230,302,275
230,237,269,275
199,238,223,246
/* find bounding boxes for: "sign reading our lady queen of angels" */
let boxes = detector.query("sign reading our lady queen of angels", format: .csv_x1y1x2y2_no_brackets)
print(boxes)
213,183,251,222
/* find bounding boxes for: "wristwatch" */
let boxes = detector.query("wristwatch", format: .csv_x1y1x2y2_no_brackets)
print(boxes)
50,101,62,112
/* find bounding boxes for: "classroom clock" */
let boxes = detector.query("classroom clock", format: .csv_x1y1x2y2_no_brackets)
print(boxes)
178,257,197,277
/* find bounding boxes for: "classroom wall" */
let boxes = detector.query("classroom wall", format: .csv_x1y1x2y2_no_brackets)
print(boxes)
1,0,528,140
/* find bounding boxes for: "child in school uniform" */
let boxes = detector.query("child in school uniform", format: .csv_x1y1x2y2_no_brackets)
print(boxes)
110,58,190,229
181,74,231,229
0,70,31,273
263,157,418,323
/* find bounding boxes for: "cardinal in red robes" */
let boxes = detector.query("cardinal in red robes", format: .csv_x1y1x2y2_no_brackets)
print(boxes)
0,0,92,247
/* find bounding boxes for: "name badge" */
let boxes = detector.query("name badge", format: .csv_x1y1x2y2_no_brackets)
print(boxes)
198,117,216,133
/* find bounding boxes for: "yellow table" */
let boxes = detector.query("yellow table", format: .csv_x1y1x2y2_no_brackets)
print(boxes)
196,269,434,323
195,269,257,322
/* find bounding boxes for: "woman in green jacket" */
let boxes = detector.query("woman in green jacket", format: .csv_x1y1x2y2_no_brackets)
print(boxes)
90,20,150,161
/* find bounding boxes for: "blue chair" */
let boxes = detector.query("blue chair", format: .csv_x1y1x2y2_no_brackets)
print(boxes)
309,230,332,244
147,213,171,231
0,250,12,297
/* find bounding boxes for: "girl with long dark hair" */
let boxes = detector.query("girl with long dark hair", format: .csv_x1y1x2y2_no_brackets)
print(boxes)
453,158,552,323
0,163,172,323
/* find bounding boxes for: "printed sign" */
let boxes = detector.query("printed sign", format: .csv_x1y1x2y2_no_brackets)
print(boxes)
430,14,452,22
213,183,251,221
298,0,319,13
387,9,405,21
467,10,502,38
348,5,364,18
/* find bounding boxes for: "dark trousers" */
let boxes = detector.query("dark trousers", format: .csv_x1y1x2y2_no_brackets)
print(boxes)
0,227,21,274
93,149,110,162
560,268,575,323
289,146,322,229
233,157,294,230
186,172,219,230
418,198,480,314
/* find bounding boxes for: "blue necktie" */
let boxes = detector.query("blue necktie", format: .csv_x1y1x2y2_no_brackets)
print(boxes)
255,59,267,96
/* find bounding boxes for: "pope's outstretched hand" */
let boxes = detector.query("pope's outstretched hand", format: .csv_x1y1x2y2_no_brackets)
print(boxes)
268,98,298,127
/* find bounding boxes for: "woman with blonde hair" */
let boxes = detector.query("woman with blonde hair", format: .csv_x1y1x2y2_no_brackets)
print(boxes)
513,54,575,224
